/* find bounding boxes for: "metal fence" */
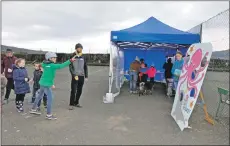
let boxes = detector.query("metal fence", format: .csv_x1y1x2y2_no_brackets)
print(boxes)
1,53,110,65
189,9,229,127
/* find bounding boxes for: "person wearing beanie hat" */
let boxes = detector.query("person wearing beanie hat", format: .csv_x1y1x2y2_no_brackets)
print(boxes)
1,48,17,104
147,63,157,87
129,57,141,93
69,43,88,109
30,52,76,120
135,56,140,62
176,50,183,56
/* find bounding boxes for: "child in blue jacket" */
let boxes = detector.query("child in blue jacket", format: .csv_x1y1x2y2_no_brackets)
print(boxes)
171,51,184,90
13,58,30,112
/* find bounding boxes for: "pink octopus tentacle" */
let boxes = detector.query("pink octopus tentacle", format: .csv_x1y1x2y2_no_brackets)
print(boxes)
182,64,188,73
179,71,187,79
187,82,193,91
178,77,187,93
190,73,204,86
197,61,209,73
193,86,198,98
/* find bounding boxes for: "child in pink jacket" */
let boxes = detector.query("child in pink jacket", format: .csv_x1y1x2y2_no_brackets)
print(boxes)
147,63,157,86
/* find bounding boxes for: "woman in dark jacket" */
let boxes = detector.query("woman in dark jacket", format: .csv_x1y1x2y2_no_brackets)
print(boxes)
163,58,173,79
13,58,30,112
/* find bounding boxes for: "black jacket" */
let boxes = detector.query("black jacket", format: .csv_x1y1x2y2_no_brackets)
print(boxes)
163,62,173,79
33,70,43,89
69,53,88,78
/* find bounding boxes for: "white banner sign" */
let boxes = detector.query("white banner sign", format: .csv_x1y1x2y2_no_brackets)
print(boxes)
171,43,213,131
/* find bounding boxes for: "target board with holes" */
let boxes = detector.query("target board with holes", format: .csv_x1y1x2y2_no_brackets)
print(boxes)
171,43,213,131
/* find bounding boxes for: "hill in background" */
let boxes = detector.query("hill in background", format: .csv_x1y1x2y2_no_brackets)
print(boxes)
1,45,47,54
211,50,229,60
1,45,229,60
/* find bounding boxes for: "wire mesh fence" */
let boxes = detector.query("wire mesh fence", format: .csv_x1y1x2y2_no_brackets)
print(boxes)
189,9,229,127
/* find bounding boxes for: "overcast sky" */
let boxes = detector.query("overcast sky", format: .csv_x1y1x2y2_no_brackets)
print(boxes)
2,1,229,53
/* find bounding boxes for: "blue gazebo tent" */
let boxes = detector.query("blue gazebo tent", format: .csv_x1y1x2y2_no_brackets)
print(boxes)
107,16,200,99
111,16,200,46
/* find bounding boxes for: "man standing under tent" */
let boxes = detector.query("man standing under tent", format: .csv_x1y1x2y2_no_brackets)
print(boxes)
129,56,140,93
69,43,88,110
1,49,17,104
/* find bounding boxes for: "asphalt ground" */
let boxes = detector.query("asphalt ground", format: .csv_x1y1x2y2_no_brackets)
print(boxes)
1,66,229,145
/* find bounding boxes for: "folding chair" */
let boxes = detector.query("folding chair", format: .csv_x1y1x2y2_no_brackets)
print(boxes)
215,87,229,120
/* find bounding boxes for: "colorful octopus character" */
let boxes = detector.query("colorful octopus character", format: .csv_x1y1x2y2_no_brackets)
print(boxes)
178,48,209,99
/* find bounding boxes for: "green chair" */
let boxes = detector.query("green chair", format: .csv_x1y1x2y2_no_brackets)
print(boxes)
215,87,229,120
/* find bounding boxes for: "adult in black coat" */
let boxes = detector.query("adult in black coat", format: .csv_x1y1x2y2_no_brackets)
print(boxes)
163,58,173,80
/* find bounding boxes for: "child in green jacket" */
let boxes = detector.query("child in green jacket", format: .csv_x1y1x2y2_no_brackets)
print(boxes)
30,52,76,120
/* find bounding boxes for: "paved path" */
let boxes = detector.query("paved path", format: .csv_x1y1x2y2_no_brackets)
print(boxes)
1,66,229,145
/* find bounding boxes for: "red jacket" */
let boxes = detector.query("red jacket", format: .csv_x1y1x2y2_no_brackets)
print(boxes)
147,67,156,78
1,56,17,78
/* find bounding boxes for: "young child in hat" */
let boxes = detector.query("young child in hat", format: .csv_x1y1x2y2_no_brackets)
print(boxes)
147,63,157,87
30,52,76,120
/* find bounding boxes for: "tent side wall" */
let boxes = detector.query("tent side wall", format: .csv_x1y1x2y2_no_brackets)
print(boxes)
105,42,125,103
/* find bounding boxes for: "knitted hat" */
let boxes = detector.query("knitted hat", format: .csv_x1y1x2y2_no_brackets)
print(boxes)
151,63,155,67
176,51,183,56
6,49,12,52
45,52,57,60
135,56,140,62
75,43,83,50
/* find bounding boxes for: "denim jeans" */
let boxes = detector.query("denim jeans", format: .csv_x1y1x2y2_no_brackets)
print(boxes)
173,81,178,90
129,71,138,91
32,86,52,115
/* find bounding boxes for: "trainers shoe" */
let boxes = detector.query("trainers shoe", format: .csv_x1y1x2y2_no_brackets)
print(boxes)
29,109,41,115
46,114,57,120
19,107,24,112
17,109,22,113
37,107,41,111
16,107,22,113
74,104,82,108
3,99,8,105
69,106,74,110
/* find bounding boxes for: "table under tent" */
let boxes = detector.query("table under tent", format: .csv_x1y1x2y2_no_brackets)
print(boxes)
104,17,200,103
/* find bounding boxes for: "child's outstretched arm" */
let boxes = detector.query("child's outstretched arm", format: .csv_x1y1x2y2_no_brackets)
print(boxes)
51,57,76,70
